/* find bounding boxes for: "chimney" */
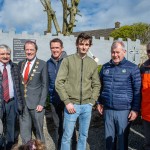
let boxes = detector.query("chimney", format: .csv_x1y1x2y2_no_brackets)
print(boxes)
115,22,120,28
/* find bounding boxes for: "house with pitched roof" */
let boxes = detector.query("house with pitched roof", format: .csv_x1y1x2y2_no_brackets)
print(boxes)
72,22,120,39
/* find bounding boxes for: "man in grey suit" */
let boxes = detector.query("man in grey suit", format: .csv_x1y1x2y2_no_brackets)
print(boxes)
19,41,48,144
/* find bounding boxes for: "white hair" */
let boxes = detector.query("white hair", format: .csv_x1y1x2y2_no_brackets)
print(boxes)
111,41,125,51
0,44,11,52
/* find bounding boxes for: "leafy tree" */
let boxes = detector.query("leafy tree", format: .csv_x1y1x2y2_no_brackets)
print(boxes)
110,23,150,44
131,23,150,44
40,0,80,35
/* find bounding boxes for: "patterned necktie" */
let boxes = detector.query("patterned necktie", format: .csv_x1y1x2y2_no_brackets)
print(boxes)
2,64,10,102
24,61,31,83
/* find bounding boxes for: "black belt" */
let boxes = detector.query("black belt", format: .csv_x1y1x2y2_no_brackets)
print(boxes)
4,97,14,103
8,97,14,102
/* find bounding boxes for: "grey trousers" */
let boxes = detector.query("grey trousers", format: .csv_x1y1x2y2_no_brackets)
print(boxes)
19,105,45,144
104,109,131,150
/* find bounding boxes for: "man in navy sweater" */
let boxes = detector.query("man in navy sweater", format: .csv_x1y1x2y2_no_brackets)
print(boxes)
47,38,76,150
97,41,141,150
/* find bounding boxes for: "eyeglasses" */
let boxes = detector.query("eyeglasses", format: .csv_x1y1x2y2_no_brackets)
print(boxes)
147,50,150,54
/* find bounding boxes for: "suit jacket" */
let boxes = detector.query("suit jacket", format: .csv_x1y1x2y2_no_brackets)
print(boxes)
0,61,23,118
19,58,48,109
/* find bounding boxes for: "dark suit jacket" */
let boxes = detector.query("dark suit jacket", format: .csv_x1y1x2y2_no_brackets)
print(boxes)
0,61,23,118
19,58,48,109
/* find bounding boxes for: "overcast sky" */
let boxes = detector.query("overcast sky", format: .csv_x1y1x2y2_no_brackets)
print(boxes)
0,0,150,34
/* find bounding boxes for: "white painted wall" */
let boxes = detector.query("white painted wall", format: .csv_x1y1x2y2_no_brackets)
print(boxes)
0,29,140,65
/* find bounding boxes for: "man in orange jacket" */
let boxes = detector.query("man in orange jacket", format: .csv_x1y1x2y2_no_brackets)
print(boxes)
140,42,150,150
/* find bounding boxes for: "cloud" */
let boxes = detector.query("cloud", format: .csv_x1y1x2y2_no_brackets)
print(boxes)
0,0,150,34
0,0,46,33
75,0,150,31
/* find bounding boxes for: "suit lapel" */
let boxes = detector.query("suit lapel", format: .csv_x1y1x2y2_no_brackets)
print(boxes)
21,60,26,82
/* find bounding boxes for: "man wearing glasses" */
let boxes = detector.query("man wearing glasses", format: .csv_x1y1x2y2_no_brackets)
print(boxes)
140,42,150,150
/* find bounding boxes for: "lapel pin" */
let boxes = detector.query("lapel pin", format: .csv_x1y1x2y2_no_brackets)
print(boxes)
31,74,34,77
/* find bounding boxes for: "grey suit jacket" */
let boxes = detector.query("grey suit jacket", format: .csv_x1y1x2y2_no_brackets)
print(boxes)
19,58,48,109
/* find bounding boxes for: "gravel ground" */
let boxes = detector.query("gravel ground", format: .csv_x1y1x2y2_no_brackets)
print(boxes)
43,110,145,150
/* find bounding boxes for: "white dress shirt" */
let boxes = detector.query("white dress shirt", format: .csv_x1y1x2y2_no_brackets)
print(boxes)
0,62,14,99
22,57,36,78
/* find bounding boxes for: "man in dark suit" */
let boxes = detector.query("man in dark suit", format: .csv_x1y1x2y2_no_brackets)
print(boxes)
19,41,48,144
0,44,23,150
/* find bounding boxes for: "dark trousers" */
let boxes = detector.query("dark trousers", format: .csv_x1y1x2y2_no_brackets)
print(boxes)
1,100,16,150
143,119,150,150
51,102,77,150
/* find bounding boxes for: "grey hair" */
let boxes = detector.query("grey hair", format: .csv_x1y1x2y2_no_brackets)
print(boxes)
111,41,126,51
0,44,11,52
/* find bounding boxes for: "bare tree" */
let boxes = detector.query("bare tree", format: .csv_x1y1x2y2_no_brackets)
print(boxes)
40,0,80,35
40,0,61,34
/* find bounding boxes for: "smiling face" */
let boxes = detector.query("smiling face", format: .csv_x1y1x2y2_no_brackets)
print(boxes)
50,42,63,60
24,43,37,61
111,43,126,65
0,47,11,64
76,39,91,57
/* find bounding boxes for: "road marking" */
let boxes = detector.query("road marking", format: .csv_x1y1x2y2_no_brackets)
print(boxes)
130,127,145,138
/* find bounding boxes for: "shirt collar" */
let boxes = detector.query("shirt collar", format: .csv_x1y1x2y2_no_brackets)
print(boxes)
0,62,9,67
26,57,36,65
76,53,87,59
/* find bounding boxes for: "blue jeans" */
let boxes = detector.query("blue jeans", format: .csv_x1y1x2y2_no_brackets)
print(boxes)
61,104,92,150
104,109,131,150
50,102,77,150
